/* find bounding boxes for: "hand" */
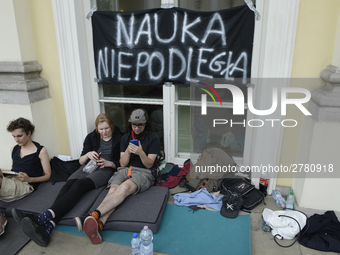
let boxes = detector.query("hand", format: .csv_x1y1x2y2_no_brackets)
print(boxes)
128,141,143,156
86,151,100,161
16,172,29,182
96,158,113,169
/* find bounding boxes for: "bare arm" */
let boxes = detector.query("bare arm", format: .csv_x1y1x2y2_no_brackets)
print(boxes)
126,141,157,169
119,149,131,168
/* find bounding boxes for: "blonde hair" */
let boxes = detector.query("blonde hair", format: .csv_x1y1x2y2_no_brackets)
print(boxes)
95,113,114,138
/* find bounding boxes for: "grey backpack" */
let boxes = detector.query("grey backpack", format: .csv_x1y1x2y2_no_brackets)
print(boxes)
183,147,237,192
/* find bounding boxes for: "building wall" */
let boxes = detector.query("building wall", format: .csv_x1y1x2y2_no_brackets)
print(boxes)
13,0,339,188
277,0,340,187
27,0,70,156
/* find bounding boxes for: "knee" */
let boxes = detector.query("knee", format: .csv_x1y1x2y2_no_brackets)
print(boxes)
108,184,119,195
117,181,137,196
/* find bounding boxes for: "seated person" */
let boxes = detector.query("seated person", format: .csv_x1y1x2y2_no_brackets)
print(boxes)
12,113,123,247
0,117,51,202
78,108,160,244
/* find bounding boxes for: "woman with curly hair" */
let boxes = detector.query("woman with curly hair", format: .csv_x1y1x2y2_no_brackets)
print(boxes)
0,117,51,202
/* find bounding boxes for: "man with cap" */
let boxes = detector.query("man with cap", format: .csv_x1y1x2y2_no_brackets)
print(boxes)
77,109,161,244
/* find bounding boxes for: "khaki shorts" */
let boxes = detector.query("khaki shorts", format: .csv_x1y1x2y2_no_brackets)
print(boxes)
0,177,34,202
107,167,155,194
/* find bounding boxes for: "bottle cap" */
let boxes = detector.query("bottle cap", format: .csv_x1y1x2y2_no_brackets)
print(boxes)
133,233,138,238
144,226,148,230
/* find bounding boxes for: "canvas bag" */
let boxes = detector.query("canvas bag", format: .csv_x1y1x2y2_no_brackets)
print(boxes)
219,177,264,210
184,147,237,192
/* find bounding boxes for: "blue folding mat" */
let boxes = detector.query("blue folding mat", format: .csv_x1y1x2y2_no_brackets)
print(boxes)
55,204,251,255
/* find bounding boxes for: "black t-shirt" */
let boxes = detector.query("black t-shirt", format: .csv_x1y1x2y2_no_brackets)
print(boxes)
120,130,160,169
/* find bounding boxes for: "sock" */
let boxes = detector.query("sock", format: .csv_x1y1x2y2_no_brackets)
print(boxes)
44,220,55,237
36,210,54,225
89,210,101,220
96,219,104,231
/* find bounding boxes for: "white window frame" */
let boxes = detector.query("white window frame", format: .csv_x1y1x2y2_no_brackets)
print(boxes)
52,0,300,193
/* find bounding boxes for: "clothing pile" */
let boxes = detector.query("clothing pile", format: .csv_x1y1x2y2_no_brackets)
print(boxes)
156,159,191,188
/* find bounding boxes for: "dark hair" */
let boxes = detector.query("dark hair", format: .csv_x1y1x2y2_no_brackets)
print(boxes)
7,117,35,135
126,109,155,132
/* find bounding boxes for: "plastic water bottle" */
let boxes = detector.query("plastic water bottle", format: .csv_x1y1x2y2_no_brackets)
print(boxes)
286,188,294,211
259,173,269,196
272,190,286,209
131,233,140,255
140,226,153,255
262,221,271,232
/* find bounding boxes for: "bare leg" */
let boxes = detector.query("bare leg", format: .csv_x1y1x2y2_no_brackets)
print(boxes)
97,184,119,224
97,180,138,225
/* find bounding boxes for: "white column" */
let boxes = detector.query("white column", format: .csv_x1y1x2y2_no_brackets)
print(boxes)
245,0,301,194
51,0,97,158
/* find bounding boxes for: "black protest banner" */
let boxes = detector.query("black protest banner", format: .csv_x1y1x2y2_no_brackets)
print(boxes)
92,6,255,86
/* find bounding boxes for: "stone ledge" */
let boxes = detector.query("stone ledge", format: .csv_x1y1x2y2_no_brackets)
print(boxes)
0,61,50,104
308,99,340,122
0,88,50,105
0,61,42,73
308,65,340,122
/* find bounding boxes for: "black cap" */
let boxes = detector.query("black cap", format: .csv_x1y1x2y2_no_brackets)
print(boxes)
220,192,244,219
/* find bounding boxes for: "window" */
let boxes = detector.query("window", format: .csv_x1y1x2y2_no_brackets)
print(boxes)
95,0,249,163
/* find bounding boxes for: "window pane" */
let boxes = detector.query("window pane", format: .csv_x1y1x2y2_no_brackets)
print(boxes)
178,0,247,11
178,105,191,152
96,0,161,11
103,84,163,99
191,106,245,157
178,86,190,101
103,103,164,148
177,105,245,157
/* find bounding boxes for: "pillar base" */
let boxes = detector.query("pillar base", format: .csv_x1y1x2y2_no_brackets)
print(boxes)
0,61,50,104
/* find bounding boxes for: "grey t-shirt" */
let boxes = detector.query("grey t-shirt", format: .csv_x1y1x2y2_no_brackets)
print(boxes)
98,139,113,162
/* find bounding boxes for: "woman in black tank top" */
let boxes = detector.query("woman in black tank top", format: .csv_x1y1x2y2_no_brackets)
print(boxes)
1,118,51,189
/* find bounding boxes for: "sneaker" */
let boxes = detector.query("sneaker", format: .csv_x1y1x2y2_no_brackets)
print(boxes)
0,214,8,235
74,216,87,232
83,216,102,244
12,208,38,225
21,217,50,247
220,192,244,219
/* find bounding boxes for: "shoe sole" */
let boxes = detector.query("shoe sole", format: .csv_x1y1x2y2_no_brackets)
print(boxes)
75,217,83,232
0,219,7,235
84,217,102,245
21,218,48,247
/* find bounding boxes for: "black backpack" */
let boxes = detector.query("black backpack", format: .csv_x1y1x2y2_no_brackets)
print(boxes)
219,177,264,211
50,157,81,183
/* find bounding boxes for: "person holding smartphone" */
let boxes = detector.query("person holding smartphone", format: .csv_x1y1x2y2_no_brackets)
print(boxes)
77,108,160,244
13,113,123,247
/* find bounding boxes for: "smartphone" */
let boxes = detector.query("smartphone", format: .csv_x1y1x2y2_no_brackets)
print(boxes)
130,140,139,146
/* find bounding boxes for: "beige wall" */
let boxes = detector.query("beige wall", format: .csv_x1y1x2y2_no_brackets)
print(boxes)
0,99,59,170
277,0,340,186
0,0,36,62
27,0,70,156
